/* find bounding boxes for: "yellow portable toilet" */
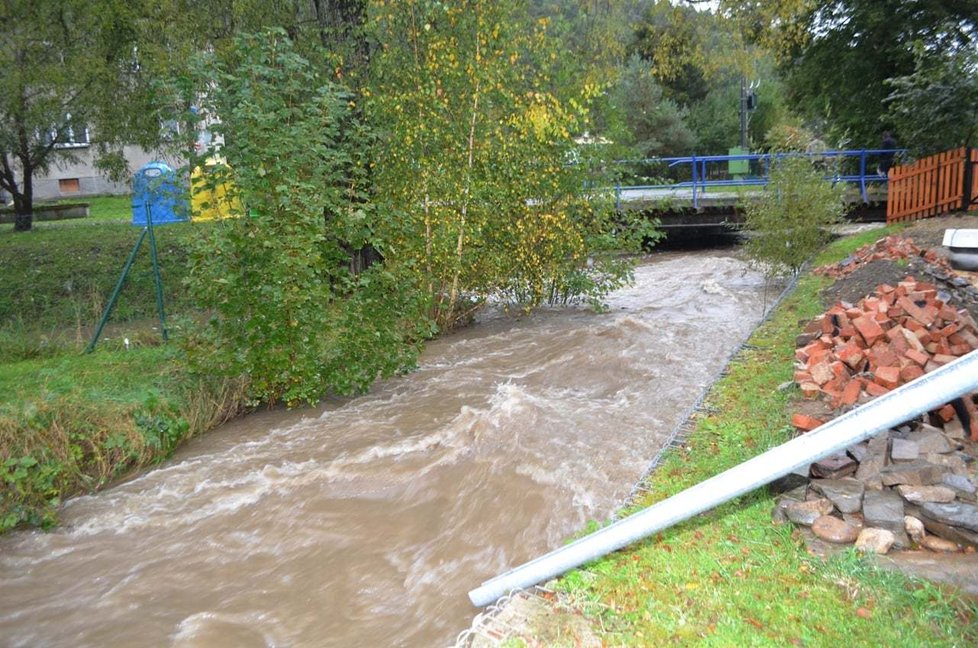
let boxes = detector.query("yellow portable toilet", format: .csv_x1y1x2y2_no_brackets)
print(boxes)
191,156,242,221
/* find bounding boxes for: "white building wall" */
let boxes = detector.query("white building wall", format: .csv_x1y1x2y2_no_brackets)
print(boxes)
31,145,185,200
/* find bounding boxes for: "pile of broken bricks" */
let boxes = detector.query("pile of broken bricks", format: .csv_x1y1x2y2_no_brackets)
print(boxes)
814,235,951,280
776,273,978,555
791,276,978,431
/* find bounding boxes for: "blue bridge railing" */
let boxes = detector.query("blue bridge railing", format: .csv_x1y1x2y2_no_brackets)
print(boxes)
606,149,907,210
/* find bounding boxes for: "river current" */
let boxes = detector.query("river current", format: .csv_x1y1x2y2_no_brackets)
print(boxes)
0,251,769,647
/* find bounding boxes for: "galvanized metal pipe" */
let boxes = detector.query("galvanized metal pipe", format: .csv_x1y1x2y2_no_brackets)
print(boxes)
469,349,978,607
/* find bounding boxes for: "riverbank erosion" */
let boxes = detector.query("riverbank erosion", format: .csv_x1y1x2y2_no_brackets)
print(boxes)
459,216,978,647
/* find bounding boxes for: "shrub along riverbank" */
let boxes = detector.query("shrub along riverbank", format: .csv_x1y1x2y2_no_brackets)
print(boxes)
493,227,978,646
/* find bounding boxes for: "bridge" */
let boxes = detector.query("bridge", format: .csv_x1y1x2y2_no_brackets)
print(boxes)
600,149,904,235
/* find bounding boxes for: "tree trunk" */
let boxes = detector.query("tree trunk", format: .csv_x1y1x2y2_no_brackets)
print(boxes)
12,169,32,232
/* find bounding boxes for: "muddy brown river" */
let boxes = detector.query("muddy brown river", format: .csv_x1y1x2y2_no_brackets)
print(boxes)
0,251,770,647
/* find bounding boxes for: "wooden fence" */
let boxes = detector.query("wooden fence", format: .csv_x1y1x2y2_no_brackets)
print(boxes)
886,147,978,223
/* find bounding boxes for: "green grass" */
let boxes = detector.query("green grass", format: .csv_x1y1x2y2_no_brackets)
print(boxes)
52,194,132,223
0,196,199,359
0,343,245,530
526,226,978,646
0,194,245,532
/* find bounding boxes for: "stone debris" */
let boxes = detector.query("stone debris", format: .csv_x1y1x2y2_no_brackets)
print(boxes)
904,515,926,543
775,261,978,555
812,515,861,544
855,528,896,554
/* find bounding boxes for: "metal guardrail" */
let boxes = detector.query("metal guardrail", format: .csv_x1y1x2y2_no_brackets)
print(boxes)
606,149,907,210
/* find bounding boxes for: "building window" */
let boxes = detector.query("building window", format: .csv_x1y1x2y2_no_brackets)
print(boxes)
59,178,81,193
50,113,90,149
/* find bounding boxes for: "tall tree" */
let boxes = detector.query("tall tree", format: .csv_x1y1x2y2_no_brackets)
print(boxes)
727,0,978,147
184,29,421,404
0,0,147,231
603,55,696,157
367,0,653,328
885,44,978,155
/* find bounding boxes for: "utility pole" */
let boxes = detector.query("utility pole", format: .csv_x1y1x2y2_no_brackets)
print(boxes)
740,76,748,149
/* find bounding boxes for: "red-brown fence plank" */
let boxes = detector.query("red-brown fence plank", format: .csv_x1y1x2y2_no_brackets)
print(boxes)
886,147,969,223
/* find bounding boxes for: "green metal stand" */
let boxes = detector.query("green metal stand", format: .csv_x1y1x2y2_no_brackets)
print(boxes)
85,204,169,353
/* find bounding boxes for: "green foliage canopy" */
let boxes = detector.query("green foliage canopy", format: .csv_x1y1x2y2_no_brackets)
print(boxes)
367,0,656,327
733,0,978,147
183,30,423,405
885,44,978,155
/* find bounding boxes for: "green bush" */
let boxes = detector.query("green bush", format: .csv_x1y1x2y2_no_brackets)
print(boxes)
183,30,422,405
743,155,846,277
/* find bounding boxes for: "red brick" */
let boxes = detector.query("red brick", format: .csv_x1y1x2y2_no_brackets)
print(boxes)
808,346,830,365
909,290,936,302
791,413,825,431
804,319,823,335
957,309,978,331
957,329,978,347
904,318,924,332
869,344,899,369
794,370,812,383
799,382,822,398
900,364,925,382
839,379,863,406
936,404,956,422
904,348,930,366
941,323,960,338
950,344,973,356
830,361,849,379
932,353,956,366
877,283,895,294
939,305,960,322
836,343,865,370
885,325,907,342
900,328,926,353
874,366,901,390
810,362,834,385
853,316,885,345
865,381,890,397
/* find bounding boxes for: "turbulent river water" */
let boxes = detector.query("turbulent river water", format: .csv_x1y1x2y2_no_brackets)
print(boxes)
1,251,771,648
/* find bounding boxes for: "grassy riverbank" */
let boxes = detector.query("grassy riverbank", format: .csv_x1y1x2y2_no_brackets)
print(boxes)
0,199,245,531
501,227,978,646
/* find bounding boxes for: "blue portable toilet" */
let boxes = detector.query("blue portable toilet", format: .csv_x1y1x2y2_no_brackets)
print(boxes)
131,162,189,226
